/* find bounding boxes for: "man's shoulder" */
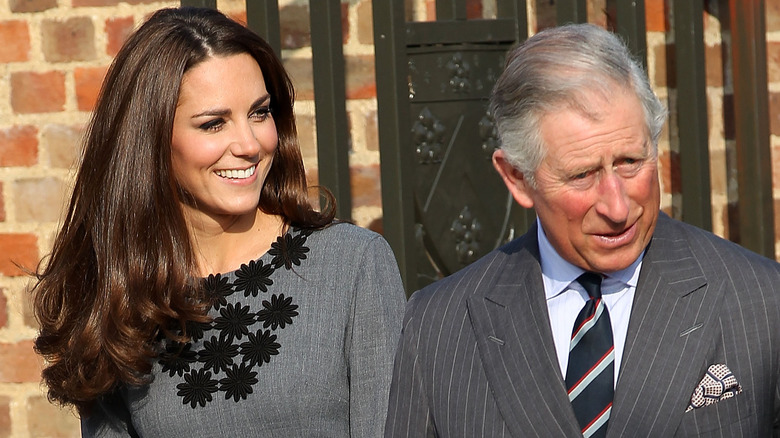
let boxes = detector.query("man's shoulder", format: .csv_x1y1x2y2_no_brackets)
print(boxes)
654,212,780,274
406,232,535,311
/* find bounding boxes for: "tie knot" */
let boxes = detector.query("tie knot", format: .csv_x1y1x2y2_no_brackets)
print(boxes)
577,272,603,299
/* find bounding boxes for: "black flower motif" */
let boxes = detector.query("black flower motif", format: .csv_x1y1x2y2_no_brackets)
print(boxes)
240,329,280,367
159,342,198,377
257,294,299,330
213,302,255,341
219,363,259,402
181,319,212,343
198,335,240,373
176,368,219,408
269,231,310,269
202,273,233,310
233,259,274,297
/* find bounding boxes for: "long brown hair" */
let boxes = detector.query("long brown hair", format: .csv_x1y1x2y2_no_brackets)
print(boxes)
31,7,334,415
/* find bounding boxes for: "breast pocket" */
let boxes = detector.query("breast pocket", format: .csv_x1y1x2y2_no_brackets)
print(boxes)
675,394,755,437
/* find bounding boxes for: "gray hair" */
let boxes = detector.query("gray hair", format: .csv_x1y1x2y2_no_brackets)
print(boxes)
488,23,667,187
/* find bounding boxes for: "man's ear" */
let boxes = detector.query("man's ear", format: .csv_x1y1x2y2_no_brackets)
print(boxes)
492,149,535,209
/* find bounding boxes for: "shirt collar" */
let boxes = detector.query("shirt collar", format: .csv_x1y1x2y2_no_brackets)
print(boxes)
537,218,644,299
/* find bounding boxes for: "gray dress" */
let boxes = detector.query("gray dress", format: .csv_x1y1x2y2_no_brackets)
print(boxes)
82,223,406,437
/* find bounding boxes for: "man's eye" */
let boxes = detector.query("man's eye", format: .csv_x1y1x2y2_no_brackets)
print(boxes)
572,172,589,180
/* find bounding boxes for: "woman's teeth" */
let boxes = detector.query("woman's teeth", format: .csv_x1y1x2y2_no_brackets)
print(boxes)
216,165,256,179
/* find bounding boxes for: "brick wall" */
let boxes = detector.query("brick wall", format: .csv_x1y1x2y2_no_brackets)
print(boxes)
0,0,778,436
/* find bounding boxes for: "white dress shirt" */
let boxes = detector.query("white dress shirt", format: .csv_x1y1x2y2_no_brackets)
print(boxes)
537,220,642,387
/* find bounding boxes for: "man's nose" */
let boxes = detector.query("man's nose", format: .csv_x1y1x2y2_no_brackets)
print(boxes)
594,172,630,223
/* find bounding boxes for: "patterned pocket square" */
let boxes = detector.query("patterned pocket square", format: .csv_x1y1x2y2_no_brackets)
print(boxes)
685,364,742,412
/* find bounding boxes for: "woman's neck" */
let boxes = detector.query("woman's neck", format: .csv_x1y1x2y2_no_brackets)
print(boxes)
184,207,285,276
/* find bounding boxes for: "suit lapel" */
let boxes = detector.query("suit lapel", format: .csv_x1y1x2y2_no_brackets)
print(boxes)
467,226,582,437
607,214,722,437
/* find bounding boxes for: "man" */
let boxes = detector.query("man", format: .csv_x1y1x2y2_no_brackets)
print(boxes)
385,23,780,437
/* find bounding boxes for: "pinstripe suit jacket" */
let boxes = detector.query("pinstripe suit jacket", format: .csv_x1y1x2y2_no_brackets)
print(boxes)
386,213,780,437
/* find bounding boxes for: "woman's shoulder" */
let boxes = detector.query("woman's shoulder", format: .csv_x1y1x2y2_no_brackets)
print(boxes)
302,221,385,247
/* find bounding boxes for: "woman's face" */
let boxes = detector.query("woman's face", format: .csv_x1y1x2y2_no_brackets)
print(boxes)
171,53,278,224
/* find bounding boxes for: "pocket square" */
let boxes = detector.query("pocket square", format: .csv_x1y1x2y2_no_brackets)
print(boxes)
685,364,742,412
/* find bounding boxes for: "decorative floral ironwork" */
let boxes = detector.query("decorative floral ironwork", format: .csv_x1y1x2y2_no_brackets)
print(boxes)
451,206,482,265
479,112,499,160
412,107,446,164
445,52,471,94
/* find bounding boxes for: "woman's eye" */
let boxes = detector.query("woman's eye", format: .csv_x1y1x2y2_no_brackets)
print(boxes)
251,107,272,121
198,119,224,131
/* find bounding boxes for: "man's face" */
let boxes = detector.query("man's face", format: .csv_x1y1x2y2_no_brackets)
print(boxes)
494,88,660,273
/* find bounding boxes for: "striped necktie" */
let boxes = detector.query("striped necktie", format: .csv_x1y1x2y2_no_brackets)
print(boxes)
565,272,614,438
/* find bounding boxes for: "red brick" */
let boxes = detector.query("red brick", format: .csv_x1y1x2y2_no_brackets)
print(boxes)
0,395,9,438
706,43,724,87
72,0,119,6
767,41,780,84
341,3,349,44
659,149,681,195
767,0,780,33
296,113,317,160
345,55,376,99
0,20,30,62
775,199,780,251
10,0,57,12
356,0,373,45
351,164,381,208
466,0,482,19
42,124,83,169
771,92,780,136
0,233,38,277
283,58,313,100
13,177,69,223
11,71,66,114
280,4,311,49
105,16,135,56
0,341,43,382
27,396,80,438
362,108,379,152
41,17,96,63
652,42,674,88
75,66,108,111
0,182,4,222
0,288,6,329
645,0,668,32
0,125,38,167
227,11,248,26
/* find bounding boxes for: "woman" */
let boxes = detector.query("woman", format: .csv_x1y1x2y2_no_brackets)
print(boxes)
31,7,405,437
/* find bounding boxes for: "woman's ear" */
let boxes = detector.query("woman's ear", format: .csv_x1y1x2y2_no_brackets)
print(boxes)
492,149,535,209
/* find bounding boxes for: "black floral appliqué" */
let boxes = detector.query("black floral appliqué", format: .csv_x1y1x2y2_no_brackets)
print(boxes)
240,329,281,367
219,363,259,402
198,335,240,373
269,232,310,269
164,227,309,408
203,273,233,310
257,294,299,330
233,259,274,297
159,342,197,377
176,369,219,408
181,319,212,343
213,302,255,341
